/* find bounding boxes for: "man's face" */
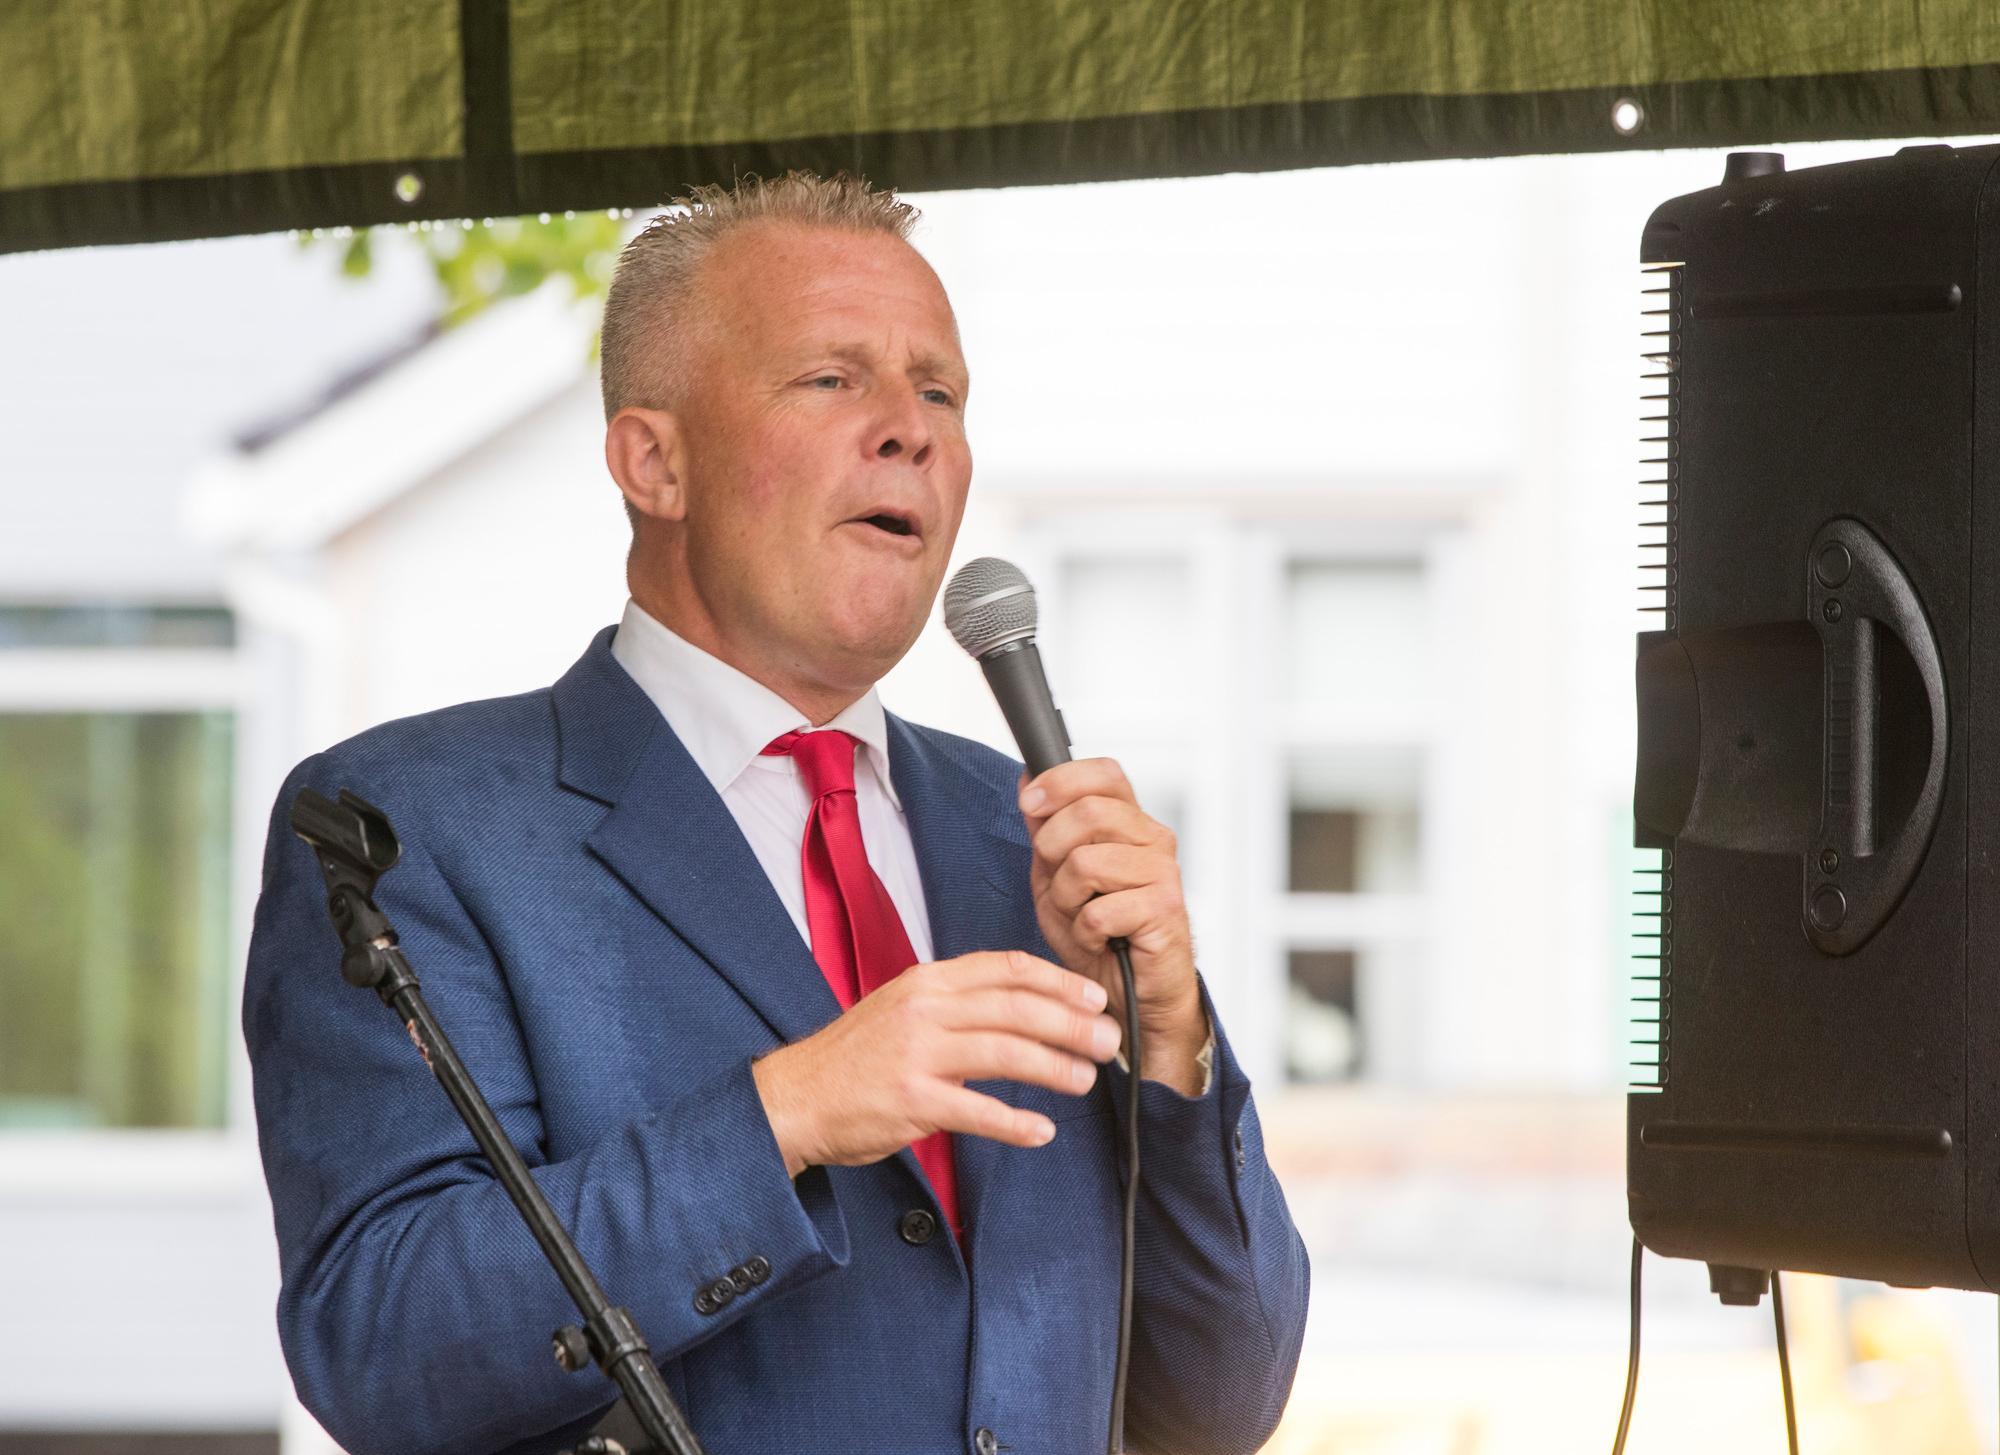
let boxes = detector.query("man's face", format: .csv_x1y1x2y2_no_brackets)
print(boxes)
668,222,972,696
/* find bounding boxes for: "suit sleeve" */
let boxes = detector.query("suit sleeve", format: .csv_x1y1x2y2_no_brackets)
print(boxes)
244,755,851,1455
1100,972,1311,1455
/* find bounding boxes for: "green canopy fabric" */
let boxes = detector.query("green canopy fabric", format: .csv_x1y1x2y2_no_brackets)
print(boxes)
7,0,2000,253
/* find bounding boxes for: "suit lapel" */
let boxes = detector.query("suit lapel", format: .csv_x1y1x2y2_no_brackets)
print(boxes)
888,715,1029,961
554,628,841,1047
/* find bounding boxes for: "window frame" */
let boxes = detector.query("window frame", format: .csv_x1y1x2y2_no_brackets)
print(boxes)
1241,523,1447,1089
0,622,259,1191
1014,505,1468,1090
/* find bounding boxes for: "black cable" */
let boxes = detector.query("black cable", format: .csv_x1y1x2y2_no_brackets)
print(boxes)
1772,1272,1798,1455
1107,938,1140,1455
1611,1236,1644,1455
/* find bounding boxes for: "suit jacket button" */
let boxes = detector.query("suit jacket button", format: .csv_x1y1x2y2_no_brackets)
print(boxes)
729,1265,754,1294
693,1287,717,1316
974,1427,999,1455
706,1277,736,1309
744,1255,771,1284
899,1208,937,1246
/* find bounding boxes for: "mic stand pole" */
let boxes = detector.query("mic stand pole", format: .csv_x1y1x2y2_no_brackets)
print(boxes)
290,786,705,1455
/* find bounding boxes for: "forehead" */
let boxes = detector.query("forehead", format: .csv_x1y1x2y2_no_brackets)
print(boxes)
700,221,962,364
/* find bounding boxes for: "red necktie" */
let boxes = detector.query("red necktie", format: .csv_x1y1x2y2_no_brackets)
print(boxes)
761,729,963,1242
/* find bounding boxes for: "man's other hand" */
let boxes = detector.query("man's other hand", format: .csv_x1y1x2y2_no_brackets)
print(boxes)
750,951,1121,1178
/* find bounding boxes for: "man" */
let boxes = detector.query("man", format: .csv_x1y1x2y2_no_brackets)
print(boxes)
245,172,1308,1455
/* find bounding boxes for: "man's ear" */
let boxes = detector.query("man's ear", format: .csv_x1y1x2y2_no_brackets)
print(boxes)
605,406,689,524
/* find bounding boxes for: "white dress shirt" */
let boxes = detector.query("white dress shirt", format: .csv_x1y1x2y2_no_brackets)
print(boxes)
609,598,1212,1096
611,598,934,961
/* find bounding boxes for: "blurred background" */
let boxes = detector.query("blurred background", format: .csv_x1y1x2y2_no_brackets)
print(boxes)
2,138,1996,1453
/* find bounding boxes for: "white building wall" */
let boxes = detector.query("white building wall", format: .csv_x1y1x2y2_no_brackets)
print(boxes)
318,381,631,739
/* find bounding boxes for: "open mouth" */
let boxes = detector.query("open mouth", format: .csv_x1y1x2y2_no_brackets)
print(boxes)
855,512,918,538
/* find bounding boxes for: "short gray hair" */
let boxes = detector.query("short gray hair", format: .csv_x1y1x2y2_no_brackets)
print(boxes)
600,170,921,423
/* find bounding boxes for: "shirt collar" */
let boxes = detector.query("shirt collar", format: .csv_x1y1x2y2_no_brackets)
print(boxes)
609,598,902,810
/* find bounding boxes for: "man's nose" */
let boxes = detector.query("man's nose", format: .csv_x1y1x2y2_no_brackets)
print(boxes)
866,383,933,467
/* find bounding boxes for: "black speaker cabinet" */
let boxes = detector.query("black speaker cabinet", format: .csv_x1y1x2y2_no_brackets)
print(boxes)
1629,143,2000,1296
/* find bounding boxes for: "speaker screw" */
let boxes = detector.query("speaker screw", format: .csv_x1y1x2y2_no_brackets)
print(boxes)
1810,884,1848,932
1820,848,1840,873
1823,599,1843,623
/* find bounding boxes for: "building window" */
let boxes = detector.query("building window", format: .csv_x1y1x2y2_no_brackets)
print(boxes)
1281,559,1429,720
1286,747,1422,895
1286,948,1363,1079
1276,559,1431,1085
1026,521,1438,1088
0,608,237,1130
0,603,235,650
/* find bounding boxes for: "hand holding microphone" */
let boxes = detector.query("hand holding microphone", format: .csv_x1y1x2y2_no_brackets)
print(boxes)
943,559,1209,1096
945,557,1210,1455
1017,759,1207,1092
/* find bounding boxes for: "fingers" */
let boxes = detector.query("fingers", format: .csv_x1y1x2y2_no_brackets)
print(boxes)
1063,884,1183,951
789,952,1120,1168
1042,841,1174,919
901,955,1121,1072
1020,757,1135,822
938,1030,1104,1096
1027,792,1170,876
927,1083,1060,1149
931,984,1122,1061
934,949,1107,1010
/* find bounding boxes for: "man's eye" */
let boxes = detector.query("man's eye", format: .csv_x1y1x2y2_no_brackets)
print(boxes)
810,375,843,389
922,388,955,406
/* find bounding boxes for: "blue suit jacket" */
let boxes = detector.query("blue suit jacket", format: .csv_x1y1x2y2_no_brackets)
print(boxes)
244,626,1308,1455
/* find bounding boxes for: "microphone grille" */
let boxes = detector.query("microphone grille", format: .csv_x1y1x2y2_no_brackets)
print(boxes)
943,557,1038,657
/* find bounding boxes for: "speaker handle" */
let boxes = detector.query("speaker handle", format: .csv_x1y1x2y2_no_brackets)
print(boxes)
1803,518,1948,954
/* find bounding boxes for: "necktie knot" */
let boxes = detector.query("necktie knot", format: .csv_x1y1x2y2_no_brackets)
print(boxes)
762,729,859,800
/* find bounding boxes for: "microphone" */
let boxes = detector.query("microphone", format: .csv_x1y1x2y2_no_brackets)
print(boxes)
941,557,1072,775
943,554,1138,1455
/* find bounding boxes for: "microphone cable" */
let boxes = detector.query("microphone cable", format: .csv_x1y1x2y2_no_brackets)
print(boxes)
1107,937,1140,1454
1610,1236,1644,1455
1772,1272,1798,1455
1607,1239,1800,1455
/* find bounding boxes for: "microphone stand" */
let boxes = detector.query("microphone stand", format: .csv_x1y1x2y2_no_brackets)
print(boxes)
290,786,705,1455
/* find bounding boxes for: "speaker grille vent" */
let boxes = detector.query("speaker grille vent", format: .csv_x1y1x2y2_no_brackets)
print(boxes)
1631,259,1682,1094
1640,260,1683,631
1630,847,1670,1092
